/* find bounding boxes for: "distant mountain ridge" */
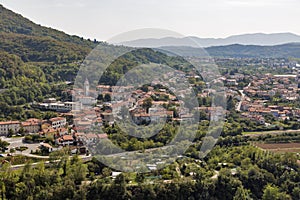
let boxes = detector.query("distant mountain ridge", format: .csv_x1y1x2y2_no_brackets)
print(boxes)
158,43,300,58
1,3,300,61
118,33,300,48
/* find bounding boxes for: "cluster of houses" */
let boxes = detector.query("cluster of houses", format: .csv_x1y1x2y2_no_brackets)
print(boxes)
0,117,66,136
243,74,299,101
236,73,300,125
5,63,300,153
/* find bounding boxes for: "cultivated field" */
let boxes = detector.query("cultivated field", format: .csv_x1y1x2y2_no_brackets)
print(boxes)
255,142,300,153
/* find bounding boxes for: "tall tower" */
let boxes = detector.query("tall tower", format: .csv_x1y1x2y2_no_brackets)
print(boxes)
84,78,89,96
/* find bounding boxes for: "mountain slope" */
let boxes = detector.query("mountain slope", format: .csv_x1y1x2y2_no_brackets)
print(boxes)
0,4,94,47
118,33,300,48
206,43,300,58
0,32,92,63
0,4,98,63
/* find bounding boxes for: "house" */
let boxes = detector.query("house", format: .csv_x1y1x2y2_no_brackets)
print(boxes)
0,121,20,136
101,112,114,124
132,113,151,125
149,107,173,121
57,128,68,136
111,172,122,179
39,143,53,153
98,133,108,139
64,102,82,111
180,114,194,121
21,118,41,134
226,79,238,86
77,96,97,105
83,133,99,143
56,135,74,146
49,117,67,129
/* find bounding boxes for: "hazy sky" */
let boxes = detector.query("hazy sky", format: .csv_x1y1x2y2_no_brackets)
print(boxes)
1,0,299,41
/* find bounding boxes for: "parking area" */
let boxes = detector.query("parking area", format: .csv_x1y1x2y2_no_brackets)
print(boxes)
0,136,40,156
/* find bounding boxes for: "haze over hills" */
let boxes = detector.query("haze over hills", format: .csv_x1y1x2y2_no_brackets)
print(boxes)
157,43,300,58
118,33,300,48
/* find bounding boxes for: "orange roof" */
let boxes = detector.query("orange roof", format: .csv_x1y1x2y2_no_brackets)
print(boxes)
21,122,39,126
98,134,108,139
49,117,66,122
0,121,20,125
41,143,52,149
62,135,73,141
85,133,97,139
26,118,41,123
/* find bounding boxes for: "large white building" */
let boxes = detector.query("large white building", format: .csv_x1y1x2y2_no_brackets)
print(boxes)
0,121,21,136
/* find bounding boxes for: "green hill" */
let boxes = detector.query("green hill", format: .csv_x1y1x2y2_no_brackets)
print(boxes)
0,4,95,47
0,4,99,63
0,4,193,120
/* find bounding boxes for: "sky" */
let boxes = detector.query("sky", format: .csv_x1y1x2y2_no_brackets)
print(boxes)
0,0,299,42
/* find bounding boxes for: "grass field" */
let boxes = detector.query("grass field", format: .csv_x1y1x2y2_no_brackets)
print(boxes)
243,129,300,137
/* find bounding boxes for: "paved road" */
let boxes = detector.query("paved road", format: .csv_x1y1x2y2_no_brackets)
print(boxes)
236,82,250,112
236,90,245,111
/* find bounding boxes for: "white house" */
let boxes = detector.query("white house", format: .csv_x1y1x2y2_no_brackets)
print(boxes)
0,121,20,136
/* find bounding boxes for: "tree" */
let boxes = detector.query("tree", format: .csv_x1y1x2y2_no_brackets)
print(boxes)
214,169,242,200
135,173,145,184
0,139,9,152
104,94,111,102
111,173,131,200
233,186,252,200
7,129,14,137
262,184,291,200
15,146,28,154
142,98,153,112
18,127,25,136
102,167,112,177
97,94,103,101
69,158,88,184
0,181,6,200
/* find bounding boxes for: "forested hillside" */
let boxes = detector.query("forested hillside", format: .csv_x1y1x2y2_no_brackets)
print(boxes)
0,4,96,119
0,4,192,120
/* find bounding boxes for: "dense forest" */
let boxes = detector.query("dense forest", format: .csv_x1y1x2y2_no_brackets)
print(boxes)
0,141,299,200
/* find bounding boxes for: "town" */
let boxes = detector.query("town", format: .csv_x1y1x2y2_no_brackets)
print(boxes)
1,58,300,162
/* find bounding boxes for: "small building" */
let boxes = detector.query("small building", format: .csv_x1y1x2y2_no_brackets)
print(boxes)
101,112,114,124
49,117,67,129
56,135,74,146
132,113,151,125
